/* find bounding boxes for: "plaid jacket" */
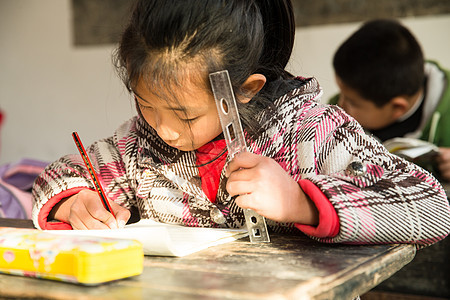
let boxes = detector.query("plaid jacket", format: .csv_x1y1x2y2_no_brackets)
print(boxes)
32,77,450,246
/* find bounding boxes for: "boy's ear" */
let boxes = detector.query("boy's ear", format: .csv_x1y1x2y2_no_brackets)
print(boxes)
239,74,267,103
389,96,410,120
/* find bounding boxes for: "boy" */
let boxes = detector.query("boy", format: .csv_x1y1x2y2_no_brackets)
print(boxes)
329,19,450,181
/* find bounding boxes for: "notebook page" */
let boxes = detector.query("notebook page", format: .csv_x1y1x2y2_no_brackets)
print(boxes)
46,219,248,256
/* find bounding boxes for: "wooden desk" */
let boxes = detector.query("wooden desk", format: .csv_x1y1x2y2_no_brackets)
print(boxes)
0,218,416,300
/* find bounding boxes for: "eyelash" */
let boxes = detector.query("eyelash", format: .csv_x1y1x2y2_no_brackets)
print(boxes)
137,102,199,123
180,117,199,123
137,102,150,108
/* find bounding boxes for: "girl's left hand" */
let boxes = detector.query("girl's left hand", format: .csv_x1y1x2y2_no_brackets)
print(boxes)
225,152,318,225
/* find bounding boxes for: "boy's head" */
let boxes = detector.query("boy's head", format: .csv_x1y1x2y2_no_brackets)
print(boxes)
333,19,424,130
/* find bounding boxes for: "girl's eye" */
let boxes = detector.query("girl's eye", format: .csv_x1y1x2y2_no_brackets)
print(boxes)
180,117,199,123
138,103,153,110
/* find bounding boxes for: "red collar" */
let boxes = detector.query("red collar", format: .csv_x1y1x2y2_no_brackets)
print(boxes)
195,140,227,202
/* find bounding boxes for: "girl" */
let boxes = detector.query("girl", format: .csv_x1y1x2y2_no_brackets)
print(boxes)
32,0,449,246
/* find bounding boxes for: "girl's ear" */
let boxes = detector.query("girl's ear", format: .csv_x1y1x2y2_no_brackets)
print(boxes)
239,74,267,103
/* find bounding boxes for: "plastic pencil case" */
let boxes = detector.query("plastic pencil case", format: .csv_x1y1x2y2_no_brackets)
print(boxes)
0,227,143,285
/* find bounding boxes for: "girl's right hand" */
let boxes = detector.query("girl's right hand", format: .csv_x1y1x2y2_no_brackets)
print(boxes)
50,189,131,230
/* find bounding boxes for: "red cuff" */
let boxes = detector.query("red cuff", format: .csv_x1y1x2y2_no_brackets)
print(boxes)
294,179,340,238
37,187,87,230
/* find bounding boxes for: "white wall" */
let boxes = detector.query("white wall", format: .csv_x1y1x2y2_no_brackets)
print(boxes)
1,0,449,164
0,0,134,165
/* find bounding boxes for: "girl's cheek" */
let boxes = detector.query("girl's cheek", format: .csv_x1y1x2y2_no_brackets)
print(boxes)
141,111,156,127
143,115,153,126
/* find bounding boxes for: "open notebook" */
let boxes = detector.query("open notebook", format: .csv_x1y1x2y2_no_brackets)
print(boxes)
46,219,248,257
383,137,439,163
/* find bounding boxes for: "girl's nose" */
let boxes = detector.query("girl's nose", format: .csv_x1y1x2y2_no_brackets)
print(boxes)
156,123,180,141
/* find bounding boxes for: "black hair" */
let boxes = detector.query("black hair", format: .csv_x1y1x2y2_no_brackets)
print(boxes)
113,0,295,137
333,19,424,107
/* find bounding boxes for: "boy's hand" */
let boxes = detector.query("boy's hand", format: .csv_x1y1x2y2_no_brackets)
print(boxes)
437,147,450,182
225,152,318,225
50,189,131,230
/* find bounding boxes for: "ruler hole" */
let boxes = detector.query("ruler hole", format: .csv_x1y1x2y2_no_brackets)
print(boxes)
226,123,236,141
252,228,261,237
220,98,229,114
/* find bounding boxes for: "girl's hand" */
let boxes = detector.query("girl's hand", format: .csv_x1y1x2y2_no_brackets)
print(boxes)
437,147,450,182
50,189,131,230
225,152,318,225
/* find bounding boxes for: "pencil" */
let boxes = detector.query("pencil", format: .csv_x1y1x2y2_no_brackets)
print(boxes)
72,132,116,218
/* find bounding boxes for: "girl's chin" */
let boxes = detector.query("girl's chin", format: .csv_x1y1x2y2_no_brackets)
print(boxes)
167,143,194,152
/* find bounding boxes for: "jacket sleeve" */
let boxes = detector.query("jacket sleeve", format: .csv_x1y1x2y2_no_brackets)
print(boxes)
31,121,138,230
297,104,450,246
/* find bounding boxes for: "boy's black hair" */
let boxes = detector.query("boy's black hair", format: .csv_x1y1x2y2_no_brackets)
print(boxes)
113,0,295,137
333,19,424,107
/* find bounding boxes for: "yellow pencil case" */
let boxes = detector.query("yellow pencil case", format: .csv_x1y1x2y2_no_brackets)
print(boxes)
0,227,143,285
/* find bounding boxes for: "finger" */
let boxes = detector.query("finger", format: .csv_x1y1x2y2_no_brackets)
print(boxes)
437,148,450,164
114,208,131,229
227,179,254,197
439,147,450,158
107,200,131,228
234,193,256,210
227,167,255,182
438,159,450,174
438,163,450,181
100,214,118,229
70,217,89,230
64,193,87,229
94,211,118,229
69,206,110,230
83,199,118,229
67,190,113,229
74,207,111,230
226,152,261,177
67,198,107,230
79,217,110,230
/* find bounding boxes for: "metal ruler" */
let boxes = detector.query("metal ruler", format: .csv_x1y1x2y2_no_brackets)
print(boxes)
209,70,270,243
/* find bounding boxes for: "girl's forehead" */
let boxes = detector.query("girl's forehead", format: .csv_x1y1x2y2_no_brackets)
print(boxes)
133,57,215,105
137,61,208,91
134,74,213,108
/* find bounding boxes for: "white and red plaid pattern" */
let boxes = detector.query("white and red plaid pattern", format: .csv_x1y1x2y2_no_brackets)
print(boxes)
32,77,450,247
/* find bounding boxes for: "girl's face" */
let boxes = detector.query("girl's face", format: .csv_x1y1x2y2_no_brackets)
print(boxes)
133,77,223,152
